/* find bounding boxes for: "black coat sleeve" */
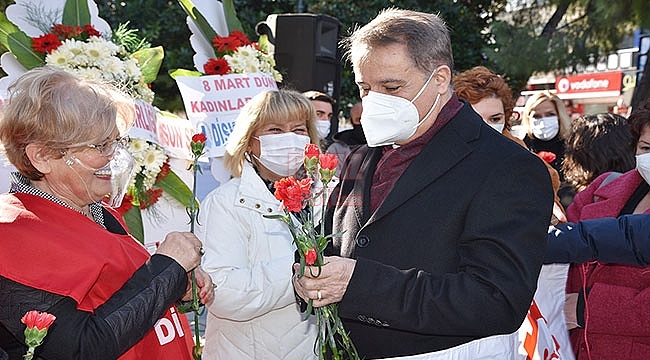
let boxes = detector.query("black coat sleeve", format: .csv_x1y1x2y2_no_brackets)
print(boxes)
0,254,187,360
545,214,650,265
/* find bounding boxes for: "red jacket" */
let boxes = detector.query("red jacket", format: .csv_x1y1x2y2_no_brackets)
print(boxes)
566,170,650,359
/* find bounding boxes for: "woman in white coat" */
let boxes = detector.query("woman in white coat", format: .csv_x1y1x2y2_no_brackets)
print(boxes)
197,89,319,359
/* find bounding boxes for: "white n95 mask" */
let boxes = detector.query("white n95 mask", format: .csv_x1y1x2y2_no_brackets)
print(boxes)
636,152,650,185
360,70,440,147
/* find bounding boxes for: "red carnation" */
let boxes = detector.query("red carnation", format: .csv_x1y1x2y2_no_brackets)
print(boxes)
31,33,62,54
203,57,231,75
192,133,207,143
21,311,56,331
537,151,557,164
274,176,313,213
305,248,318,265
190,133,207,158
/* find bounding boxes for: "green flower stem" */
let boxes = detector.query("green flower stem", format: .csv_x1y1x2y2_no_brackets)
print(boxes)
187,155,203,359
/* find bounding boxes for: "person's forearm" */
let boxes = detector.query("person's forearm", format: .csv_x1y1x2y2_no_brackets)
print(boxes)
14,255,188,359
545,215,650,265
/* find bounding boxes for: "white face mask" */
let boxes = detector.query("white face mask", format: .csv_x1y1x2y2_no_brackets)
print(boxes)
360,71,440,147
67,144,136,208
254,132,310,177
530,115,559,141
489,123,505,133
316,120,331,139
636,152,650,185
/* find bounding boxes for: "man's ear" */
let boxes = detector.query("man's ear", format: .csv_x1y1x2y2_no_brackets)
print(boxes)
434,65,452,95
25,143,53,174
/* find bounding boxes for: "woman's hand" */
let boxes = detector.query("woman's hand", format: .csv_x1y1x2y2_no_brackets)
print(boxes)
292,256,356,307
155,231,203,271
181,267,215,306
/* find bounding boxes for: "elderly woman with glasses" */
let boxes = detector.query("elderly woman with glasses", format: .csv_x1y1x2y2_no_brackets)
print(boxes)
0,67,214,359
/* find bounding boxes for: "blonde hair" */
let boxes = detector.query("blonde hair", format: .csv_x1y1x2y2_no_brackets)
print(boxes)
0,67,135,180
521,91,571,140
224,89,319,177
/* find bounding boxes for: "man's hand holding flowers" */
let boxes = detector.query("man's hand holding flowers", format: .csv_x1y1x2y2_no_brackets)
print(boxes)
292,256,356,306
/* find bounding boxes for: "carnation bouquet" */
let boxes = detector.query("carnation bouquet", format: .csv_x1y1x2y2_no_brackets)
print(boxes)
266,144,359,360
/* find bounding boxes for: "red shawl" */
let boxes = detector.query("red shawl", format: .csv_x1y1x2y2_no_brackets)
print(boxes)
0,193,194,359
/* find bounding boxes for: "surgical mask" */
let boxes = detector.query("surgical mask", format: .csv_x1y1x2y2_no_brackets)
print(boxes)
254,132,310,176
636,152,650,185
489,123,505,133
530,116,559,141
316,120,331,139
360,71,440,147
67,145,136,208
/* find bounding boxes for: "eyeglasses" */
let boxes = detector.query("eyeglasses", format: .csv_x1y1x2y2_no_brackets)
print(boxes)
86,135,130,156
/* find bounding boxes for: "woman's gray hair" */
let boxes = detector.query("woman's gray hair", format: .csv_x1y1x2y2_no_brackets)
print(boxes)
0,66,134,180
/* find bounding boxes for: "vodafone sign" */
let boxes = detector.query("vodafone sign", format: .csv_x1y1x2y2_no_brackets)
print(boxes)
555,72,622,99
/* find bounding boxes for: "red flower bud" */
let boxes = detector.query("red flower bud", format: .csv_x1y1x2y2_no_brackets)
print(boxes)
192,133,207,144
318,153,338,171
305,248,318,265
304,143,320,159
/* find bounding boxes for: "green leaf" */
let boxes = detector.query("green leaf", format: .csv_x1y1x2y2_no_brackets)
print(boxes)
131,46,164,84
63,0,91,27
258,34,271,53
168,68,203,79
222,0,244,33
177,0,218,52
123,206,145,243
0,13,45,69
156,170,195,208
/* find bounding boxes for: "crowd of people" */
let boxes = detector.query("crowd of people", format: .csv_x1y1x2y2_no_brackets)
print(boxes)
1,5,650,360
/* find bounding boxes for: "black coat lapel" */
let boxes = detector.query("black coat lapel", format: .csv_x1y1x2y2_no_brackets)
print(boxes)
367,106,482,225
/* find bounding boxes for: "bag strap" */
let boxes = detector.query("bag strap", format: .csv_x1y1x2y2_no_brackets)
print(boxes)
593,172,622,202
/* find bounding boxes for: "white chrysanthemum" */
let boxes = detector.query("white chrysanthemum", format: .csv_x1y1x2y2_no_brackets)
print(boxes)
123,59,141,78
141,147,167,172
128,138,149,155
46,49,74,67
71,67,99,81
43,36,152,102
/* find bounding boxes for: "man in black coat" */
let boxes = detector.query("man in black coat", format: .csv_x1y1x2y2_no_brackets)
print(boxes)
292,8,554,359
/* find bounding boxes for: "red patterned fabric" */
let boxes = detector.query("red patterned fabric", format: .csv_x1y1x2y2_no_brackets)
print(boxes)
0,193,194,359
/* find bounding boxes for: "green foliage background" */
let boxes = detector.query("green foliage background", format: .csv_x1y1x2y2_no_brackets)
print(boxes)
0,0,648,113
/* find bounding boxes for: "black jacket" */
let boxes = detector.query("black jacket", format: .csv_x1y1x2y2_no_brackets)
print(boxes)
326,102,554,358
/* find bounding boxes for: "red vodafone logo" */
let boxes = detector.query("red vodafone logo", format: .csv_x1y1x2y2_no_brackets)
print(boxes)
557,78,570,93
555,72,621,94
